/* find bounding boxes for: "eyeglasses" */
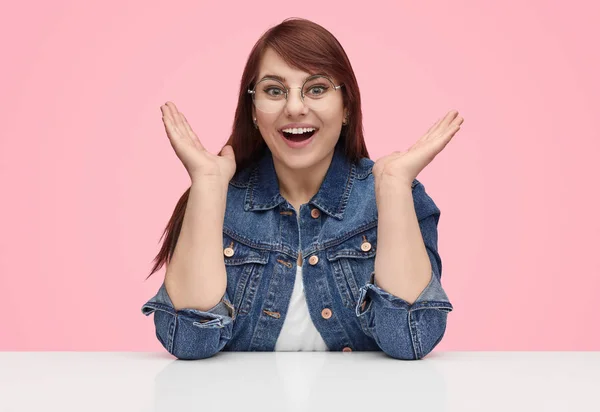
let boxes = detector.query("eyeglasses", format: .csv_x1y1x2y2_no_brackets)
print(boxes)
247,74,344,114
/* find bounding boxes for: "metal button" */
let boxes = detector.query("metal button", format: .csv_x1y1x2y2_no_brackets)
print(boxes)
342,347,352,352
309,255,319,265
223,247,234,257
321,308,332,319
311,208,320,218
360,241,372,252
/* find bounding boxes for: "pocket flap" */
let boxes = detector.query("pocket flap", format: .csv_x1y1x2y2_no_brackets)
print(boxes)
223,233,269,265
325,227,377,261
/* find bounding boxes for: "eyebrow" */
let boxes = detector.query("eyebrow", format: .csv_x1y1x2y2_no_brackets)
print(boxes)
259,73,328,83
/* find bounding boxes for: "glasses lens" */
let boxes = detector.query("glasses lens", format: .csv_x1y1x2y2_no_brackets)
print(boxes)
252,79,286,113
302,76,337,111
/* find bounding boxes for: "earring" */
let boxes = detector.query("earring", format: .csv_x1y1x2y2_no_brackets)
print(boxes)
342,116,348,125
253,118,258,129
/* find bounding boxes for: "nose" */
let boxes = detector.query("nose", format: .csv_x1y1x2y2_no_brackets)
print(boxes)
284,87,308,116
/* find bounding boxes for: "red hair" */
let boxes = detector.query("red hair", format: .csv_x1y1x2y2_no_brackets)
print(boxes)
146,17,369,279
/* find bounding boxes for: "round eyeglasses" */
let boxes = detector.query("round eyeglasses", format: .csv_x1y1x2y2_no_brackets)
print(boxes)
247,74,344,114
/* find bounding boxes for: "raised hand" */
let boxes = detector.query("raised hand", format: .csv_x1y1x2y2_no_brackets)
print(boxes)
160,101,236,186
373,109,464,189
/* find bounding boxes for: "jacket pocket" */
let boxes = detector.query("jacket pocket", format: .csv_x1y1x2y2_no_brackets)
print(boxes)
325,228,377,310
223,233,270,317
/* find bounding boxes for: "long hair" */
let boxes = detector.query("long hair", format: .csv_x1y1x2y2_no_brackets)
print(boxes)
146,17,370,280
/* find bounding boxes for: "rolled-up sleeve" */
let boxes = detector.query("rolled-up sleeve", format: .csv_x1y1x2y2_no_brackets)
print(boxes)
141,281,235,360
355,180,454,360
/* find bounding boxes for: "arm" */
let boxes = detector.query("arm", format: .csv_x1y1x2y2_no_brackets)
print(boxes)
141,181,234,360
356,179,453,360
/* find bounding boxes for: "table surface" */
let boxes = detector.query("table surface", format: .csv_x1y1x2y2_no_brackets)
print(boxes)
1,351,598,411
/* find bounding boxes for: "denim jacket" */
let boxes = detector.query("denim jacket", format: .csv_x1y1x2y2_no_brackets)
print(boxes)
141,144,454,360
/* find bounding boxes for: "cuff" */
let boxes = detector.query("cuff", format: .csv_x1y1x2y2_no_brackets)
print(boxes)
355,270,453,317
141,281,235,329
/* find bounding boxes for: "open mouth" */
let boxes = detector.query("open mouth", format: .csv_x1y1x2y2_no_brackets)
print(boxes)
280,129,317,142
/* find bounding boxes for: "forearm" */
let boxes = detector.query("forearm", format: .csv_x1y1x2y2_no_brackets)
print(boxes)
165,180,228,312
374,180,432,305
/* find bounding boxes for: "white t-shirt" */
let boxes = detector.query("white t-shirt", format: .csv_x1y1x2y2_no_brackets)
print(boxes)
274,262,329,351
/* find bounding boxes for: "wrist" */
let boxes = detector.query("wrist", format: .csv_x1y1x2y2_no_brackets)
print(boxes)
191,175,228,190
190,179,228,206
375,176,413,198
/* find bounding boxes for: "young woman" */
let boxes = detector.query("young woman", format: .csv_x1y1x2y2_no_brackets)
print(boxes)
141,18,463,360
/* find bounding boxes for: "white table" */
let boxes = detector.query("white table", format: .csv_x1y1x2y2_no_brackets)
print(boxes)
1,351,598,411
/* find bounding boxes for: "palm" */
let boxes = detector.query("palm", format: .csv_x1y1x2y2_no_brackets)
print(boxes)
373,110,464,187
161,101,236,185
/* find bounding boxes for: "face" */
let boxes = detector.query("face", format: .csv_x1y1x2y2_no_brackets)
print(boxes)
252,47,348,170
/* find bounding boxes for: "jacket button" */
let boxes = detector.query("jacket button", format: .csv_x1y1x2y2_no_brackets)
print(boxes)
310,208,320,218
321,308,332,319
342,347,352,352
223,247,234,257
309,255,319,265
360,241,372,252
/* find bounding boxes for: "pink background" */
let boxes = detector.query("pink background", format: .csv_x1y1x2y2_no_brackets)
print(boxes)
1,1,598,351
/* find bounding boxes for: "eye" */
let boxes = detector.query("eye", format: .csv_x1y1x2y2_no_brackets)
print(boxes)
307,85,328,96
265,87,285,97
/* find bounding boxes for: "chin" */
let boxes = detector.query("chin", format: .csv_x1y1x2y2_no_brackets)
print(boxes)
280,153,317,169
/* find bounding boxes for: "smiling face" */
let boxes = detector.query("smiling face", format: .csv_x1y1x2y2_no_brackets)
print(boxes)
252,47,347,170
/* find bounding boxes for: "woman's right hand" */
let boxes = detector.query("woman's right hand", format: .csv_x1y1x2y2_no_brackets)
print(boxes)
161,101,236,186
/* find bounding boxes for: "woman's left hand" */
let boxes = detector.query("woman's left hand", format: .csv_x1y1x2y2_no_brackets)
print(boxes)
373,110,464,190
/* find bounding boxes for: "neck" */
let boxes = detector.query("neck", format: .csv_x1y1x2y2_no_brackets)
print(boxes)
273,149,334,209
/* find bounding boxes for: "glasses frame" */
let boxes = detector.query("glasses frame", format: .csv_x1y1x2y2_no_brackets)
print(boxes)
247,74,344,112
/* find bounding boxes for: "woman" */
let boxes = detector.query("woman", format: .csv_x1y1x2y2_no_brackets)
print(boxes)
141,17,463,360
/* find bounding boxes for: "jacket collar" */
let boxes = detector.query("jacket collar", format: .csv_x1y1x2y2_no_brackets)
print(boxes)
244,144,356,220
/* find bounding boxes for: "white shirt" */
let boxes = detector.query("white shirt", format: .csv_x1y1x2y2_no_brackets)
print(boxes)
274,263,329,351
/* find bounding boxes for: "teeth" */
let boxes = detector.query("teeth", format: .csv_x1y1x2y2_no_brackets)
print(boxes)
281,127,316,134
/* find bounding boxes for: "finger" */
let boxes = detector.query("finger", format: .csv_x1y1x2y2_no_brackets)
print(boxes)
163,102,175,118
450,116,464,127
180,113,205,151
166,101,180,117
163,116,182,143
165,101,178,113
162,104,187,146
427,112,460,142
440,109,459,129
439,123,460,145
172,113,196,150
172,110,189,136
162,104,182,137
163,117,180,145
161,106,184,140
165,102,185,131
429,112,453,138
427,117,442,134
168,103,185,129
436,117,463,142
